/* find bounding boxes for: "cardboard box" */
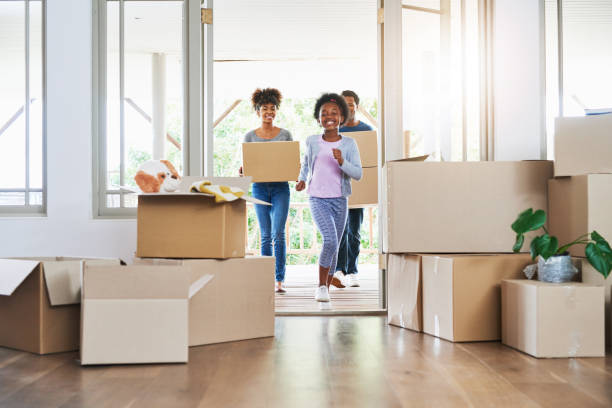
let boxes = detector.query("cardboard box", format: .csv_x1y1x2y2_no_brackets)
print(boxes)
554,114,612,177
133,256,275,346
347,130,378,167
581,259,612,349
387,254,422,332
422,254,533,342
502,279,605,358
80,264,212,365
382,160,553,253
548,175,612,257
137,176,269,259
0,257,121,354
242,141,300,182
348,167,378,207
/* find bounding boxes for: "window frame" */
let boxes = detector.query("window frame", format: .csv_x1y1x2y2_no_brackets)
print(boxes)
92,0,200,218
0,0,47,216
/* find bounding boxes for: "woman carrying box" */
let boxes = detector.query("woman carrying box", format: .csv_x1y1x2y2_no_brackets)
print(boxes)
296,93,363,302
242,88,293,293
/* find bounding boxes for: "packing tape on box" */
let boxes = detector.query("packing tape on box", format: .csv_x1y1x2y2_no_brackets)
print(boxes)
564,286,577,309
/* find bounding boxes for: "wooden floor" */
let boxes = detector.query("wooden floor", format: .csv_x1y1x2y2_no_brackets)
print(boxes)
275,264,381,313
1,316,612,408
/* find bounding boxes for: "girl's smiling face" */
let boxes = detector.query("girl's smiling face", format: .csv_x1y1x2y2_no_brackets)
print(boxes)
318,102,344,130
257,103,277,124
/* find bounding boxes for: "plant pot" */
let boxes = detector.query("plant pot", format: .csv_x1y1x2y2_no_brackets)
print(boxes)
537,254,577,283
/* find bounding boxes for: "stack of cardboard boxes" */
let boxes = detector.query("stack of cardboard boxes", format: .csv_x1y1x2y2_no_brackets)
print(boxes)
501,114,612,358
79,176,279,365
386,114,611,358
384,160,551,341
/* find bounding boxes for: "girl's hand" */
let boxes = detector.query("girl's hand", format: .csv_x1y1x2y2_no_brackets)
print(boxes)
296,181,305,191
332,148,344,166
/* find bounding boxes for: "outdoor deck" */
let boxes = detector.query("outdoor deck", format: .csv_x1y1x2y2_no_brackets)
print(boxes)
275,263,381,314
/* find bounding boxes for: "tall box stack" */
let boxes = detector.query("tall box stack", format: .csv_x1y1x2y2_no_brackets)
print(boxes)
348,131,378,207
384,160,554,342
549,114,612,349
77,176,278,365
134,176,276,348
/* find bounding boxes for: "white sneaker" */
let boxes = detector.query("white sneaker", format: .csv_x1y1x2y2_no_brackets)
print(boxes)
347,275,360,287
314,285,330,302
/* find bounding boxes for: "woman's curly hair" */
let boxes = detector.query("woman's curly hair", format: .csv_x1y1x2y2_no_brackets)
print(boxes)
313,93,350,126
251,88,282,111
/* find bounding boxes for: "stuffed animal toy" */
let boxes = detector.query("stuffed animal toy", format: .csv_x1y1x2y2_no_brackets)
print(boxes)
134,160,180,193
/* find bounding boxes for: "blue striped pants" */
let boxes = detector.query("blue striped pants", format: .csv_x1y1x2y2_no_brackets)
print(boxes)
309,196,348,275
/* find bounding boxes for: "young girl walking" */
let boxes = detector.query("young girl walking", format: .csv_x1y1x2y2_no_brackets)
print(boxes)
242,88,293,293
296,93,362,302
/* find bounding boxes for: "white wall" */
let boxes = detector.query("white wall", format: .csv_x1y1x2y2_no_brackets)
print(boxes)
493,0,546,160
0,0,137,262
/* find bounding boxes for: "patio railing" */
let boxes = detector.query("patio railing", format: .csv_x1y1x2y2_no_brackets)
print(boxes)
246,202,378,255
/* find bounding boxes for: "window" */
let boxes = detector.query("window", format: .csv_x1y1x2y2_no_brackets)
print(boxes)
402,0,482,161
0,0,45,214
93,0,187,216
545,0,612,158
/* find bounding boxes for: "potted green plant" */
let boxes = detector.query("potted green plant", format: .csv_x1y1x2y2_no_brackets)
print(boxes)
511,208,612,282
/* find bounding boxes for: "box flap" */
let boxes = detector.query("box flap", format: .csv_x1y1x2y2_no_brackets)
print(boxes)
41,259,121,306
0,259,40,296
83,265,190,300
388,154,429,163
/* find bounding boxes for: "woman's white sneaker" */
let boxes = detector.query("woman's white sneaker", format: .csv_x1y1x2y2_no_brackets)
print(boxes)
315,285,330,302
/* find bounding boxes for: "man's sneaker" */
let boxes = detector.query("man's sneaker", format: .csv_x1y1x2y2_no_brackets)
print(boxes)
315,285,330,302
347,274,360,287
331,272,346,288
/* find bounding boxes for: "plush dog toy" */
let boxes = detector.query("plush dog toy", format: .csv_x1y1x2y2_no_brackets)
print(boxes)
134,160,180,193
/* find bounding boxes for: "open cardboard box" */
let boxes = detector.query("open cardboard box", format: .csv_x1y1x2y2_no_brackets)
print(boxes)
242,141,301,182
0,257,122,354
137,176,269,259
80,263,213,365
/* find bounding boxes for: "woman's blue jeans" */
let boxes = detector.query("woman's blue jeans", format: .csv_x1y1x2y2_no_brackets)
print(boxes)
252,182,290,282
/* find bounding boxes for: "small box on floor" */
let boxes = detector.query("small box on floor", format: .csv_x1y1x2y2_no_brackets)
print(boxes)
80,263,212,365
133,256,275,346
548,175,612,257
422,254,533,342
382,160,553,253
242,141,301,182
387,254,422,332
502,279,605,358
0,257,122,354
137,176,269,259
554,114,612,177
581,260,612,349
